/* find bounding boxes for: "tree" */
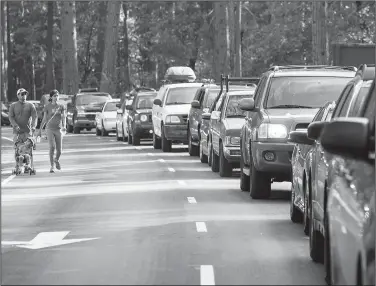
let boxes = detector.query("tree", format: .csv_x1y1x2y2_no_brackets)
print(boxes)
312,1,328,64
214,2,230,81
234,2,242,76
122,2,131,92
61,1,79,94
100,1,121,94
6,1,13,101
45,1,55,92
93,1,107,84
1,1,7,102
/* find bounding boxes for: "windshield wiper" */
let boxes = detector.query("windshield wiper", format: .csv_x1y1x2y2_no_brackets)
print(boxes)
226,114,245,118
268,105,315,109
167,102,189,105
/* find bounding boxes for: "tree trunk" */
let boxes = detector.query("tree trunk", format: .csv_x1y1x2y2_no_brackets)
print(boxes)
94,1,108,84
228,1,235,75
100,1,121,94
214,2,230,81
312,1,328,65
234,2,242,77
45,1,55,93
6,1,14,101
61,1,79,94
30,54,36,100
1,1,7,102
122,2,131,92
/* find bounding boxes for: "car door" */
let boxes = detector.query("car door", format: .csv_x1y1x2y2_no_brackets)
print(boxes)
152,86,167,137
212,93,227,154
190,88,204,139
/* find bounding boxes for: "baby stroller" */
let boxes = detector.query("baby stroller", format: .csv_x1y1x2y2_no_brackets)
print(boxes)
12,133,37,176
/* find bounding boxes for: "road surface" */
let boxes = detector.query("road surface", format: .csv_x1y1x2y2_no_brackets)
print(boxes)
1,127,325,285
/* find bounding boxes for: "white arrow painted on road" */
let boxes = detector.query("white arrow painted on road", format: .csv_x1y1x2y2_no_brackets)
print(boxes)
2,231,99,250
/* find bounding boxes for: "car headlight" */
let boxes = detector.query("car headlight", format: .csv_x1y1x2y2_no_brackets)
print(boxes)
165,115,181,124
140,114,148,122
258,123,287,139
225,136,240,146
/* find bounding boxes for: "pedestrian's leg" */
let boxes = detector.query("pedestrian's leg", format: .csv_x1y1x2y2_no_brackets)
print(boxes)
54,130,63,170
24,154,31,170
46,129,56,172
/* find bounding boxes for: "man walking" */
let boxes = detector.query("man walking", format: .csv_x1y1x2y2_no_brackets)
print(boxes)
8,88,38,144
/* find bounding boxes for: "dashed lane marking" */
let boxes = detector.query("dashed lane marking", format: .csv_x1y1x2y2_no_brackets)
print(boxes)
158,159,165,163
200,265,215,285
187,197,197,204
1,137,13,142
2,175,16,186
168,167,175,172
196,222,207,232
177,180,186,186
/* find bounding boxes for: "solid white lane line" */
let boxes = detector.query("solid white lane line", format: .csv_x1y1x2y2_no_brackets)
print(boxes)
147,153,154,156
110,140,115,142
158,159,165,163
136,147,142,150
1,137,13,142
2,175,16,186
187,197,197,204
168,167,175,172
200,265,215,285
177,180,186,186
196,222,207,232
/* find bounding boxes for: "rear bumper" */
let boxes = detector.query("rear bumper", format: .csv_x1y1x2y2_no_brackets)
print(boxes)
164,124,188,143
75,118,96,128
134,123,153,138
103,120,117,131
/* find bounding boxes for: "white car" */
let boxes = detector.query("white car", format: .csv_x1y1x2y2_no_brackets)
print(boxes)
115,98,133,141
152,82,202,152
95,99,120,136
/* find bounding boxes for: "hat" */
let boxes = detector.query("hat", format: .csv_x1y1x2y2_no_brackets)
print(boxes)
49,89,59,97
17,88,28,96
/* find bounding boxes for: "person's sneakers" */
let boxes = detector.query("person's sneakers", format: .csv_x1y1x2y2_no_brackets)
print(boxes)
54,159,61,170
50,167,55,173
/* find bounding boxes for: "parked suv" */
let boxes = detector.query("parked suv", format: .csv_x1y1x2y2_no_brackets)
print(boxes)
127,91,158,145
67,90,112,134
320,79,375,285
239,65,357,199
152,82,202,152
209,89,255,177
188,83,220,156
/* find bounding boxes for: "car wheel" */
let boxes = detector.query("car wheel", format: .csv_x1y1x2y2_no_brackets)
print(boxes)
199,139,208,163
249,153,271,199
211,145,219,172
73,126,80,134
96,127,101,136
122,126,128,142
153,132,161,149
240,154,250,192
309,201,324,263
161,125,172,152
290,185,303,223
219,143,232,177
128,129,133,144
188,129,199,156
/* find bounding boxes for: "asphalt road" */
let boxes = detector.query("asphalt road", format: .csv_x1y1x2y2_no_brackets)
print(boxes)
1,126,325,285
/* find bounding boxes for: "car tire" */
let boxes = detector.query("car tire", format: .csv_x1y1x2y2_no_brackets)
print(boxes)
309,201,324,263
73,126,80,134
161,125,171,152
324,214,332,285
303,178,310,235
199,139,208,163
128,130,133,144
240,155,250,192
153,132,161,149
122,126,128,142
208,139,213,167
116,125,122,141
219,143,232,177
188,129,199,156
249,153,271,199
290,186,303,223
96,127,101,136
211,145,219,172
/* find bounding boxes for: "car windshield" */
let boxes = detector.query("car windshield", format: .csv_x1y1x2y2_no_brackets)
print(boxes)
104,102,118,112
225,94,251,118
166,87,200,105
266,77,352,108
76,94,110,105
136,94,157,109
203,89,220,108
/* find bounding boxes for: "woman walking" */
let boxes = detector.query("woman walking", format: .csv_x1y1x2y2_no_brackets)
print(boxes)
37,90,67,173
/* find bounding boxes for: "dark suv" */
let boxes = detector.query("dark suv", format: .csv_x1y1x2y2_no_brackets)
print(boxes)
239,65,357,199
188,83,220,156
126,91,158,145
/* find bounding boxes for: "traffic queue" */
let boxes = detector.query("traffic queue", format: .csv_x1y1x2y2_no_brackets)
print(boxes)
61,64,374,286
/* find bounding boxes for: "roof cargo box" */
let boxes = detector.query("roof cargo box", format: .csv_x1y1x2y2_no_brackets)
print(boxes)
164,66,196,82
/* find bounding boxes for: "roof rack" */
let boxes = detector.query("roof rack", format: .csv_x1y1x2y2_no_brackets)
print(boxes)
355,64,375,81
269,65,358,72
78,88,98,93
224,75,260,92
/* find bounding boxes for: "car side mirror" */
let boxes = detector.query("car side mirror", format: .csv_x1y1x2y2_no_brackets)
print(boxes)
288,130,314,145
321,118,371,160
153,98,162,107
191,100,200,109
125,105,133,110
307,121,328,140
117,109,123,115
211,111,221,120
239,98,255,111
202,112,211,120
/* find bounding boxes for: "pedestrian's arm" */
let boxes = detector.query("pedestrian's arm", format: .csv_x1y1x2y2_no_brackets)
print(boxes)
30,103,38,130
38,110,47,135
8,104,18,128
61,105,67,129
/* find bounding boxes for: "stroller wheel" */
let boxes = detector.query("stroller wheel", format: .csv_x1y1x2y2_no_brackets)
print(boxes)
32,170,36,175
29,170,32,175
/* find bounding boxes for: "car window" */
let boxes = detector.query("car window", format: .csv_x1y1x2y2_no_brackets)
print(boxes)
193,88,203,101
265,76,351,108
104,102,118,112
165,87,200,105
203,89,220,108
76,94,111,105
332,84,353,118
225,94,250,118
362,83,375,137
312,106,326,122
349,81,373,117
254,76,267,107
135,95,156,109
338,86,355,117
